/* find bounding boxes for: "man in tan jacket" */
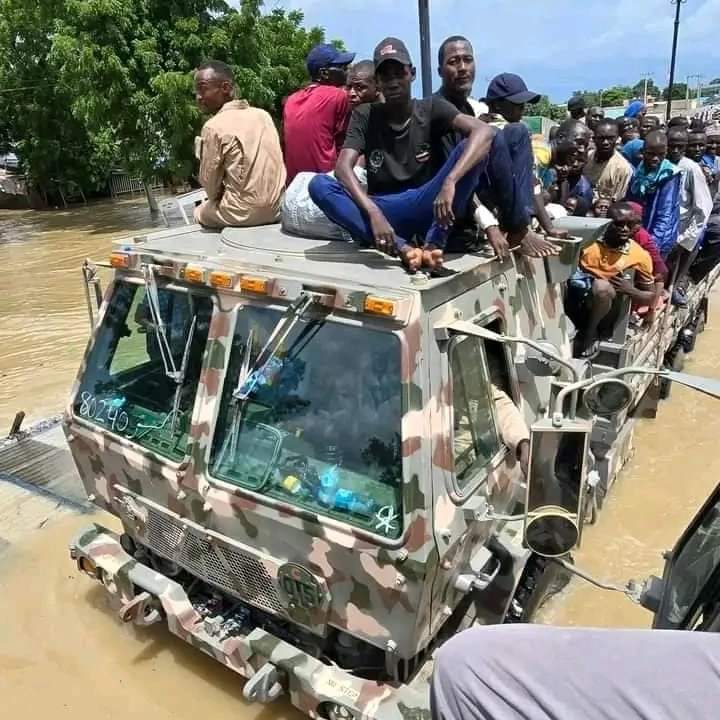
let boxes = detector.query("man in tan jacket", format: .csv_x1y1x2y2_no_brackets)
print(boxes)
193,60,285,228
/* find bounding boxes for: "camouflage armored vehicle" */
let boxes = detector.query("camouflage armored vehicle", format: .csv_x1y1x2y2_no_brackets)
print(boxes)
65,219,718,719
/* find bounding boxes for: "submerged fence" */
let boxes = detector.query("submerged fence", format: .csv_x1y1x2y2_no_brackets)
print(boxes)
109,171,163,197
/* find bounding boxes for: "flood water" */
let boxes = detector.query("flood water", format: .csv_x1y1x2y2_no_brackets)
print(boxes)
0,197,719,714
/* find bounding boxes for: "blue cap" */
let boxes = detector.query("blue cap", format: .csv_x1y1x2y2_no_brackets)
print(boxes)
624,100,646,118
483,73,541,105
306,44,355,77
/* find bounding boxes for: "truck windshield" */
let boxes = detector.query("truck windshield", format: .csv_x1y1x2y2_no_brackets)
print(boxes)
73,280,213,461
210,306,403,539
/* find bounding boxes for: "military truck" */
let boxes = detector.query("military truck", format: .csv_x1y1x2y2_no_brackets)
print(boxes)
66,219,718,719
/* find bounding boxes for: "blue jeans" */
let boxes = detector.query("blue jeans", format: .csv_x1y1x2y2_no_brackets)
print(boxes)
502,122,535,218
308,141,487,251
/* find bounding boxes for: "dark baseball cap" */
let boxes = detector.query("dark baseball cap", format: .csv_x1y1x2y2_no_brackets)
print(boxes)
567,96,586,111
306,44,355,76
483,73,541,105
373,37,412,70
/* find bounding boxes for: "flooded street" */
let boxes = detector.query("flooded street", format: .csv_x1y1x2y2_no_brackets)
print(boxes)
0,198,719,714
0,199,166,432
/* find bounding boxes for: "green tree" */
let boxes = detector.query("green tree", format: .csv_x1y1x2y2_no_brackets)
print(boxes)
599,85,633,107
662,82,688,100
632,78,661,99
534,95,566,121
0,0,115,195
0,0,329,196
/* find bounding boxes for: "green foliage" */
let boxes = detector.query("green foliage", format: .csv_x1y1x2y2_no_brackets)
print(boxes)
569,85,634,109
632,78,661,99
0,0,329,191
662,82,688,100
533,95,566,122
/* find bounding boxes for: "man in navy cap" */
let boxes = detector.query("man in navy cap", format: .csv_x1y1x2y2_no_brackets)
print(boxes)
282,43,355,184
433,38,559,257
484,73,568,246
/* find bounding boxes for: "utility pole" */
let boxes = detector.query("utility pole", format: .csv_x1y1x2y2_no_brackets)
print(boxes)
640,72,654,104
418,0,432,98
666,0,686,123
687,73,703,108
697,74,704,102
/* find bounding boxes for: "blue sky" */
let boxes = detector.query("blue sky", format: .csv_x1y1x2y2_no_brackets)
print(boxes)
270,0,720,103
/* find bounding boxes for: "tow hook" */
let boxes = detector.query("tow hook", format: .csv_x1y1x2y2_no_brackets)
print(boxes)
118,591,162,626
242,661,284,703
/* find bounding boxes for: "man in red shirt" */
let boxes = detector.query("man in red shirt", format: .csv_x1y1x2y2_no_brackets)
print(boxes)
283,44,355,184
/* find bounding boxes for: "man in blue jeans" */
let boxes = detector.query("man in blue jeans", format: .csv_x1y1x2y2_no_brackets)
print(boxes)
309,37,530,273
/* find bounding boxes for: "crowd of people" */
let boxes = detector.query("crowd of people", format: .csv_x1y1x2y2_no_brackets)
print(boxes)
190,36,720,358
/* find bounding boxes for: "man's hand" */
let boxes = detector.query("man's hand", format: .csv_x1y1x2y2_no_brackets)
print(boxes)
610,274,635,295
368,207,396,254
518,439,530,478
433,180,456,228
486,226,510,259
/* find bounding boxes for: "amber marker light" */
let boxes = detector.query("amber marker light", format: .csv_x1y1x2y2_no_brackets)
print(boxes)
184,266,205,283
364,296,396,316
240,276,269,294
209,271,234,289
109,253,130,269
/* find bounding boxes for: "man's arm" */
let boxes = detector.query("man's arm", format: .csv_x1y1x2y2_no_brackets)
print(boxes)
335,148,395,250
691,161,714,224
492,384,530,476
198,125,225,201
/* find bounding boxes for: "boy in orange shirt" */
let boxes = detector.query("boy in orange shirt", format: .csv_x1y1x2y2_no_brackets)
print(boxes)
567,202,656,357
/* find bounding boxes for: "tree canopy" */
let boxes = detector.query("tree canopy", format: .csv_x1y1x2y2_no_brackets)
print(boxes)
0,0,327,193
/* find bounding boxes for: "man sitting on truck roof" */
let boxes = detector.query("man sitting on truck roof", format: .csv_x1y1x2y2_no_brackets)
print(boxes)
193,61,285,229
347,60,381,108
282,44,355,185
309,37,499,273
433,36,559,258
567,202,656,357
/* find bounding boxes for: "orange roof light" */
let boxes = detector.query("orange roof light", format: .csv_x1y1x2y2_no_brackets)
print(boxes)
364,296,396,317
110,253,130,269
209,271,235,289
240,276,268,294
184,266,205,283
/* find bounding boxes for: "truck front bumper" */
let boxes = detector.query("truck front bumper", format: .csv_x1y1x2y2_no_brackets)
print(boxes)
70,524,430,720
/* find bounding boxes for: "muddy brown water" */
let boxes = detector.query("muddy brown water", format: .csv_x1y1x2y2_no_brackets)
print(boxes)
0,197,719,714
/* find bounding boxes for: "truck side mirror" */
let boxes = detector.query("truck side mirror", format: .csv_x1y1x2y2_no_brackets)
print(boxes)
524,419,592,557
582,378,634,416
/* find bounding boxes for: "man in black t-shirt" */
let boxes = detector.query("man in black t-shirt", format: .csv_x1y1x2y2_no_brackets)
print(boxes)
308,37,495,273
434,36,559,258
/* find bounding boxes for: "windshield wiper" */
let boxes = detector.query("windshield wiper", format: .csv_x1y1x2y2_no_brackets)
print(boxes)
142,265,200,437
142,264,180,382
232,293,315,401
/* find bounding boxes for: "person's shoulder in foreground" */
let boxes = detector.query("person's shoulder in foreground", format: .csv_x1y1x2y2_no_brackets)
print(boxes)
431,624,720,720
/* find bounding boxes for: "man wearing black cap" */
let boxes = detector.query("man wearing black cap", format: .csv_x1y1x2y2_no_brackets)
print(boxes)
483,73,567,248
567,96,587,122
283,43,355,184
309,37,496,272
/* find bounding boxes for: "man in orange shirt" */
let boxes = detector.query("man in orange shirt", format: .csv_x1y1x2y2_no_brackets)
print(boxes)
566,202,656,357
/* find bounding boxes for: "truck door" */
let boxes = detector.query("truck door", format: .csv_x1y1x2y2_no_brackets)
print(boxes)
652,482,720,631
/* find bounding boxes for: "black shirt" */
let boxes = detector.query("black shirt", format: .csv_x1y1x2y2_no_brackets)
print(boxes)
343,97,459,195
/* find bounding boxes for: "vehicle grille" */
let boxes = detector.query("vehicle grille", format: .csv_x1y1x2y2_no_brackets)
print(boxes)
122,495,286,617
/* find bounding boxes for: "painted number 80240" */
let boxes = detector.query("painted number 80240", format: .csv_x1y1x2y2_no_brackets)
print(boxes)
78,391,130,432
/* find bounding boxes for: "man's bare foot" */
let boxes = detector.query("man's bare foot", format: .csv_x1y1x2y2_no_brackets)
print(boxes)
399,246,423,273
422,246,444,270
520,231,560,258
